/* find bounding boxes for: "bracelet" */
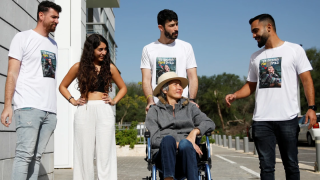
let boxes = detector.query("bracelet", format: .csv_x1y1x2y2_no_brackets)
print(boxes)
68,96,74,102
146,94,153,99
113,99,117,105
189,99,195,102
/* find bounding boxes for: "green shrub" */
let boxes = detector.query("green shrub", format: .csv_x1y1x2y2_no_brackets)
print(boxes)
137,137,145,144
200,135,215,144
115,121,138,149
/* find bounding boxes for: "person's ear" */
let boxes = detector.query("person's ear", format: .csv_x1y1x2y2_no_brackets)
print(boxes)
267,23,272,32
158,24,164,32
38,12,45,22
162,89,167,94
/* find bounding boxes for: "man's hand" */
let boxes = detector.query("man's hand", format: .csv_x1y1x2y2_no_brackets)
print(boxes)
145,102,156,112
305,109,317,129
299,71,316,130
225,94,236,107
186,129,203,155
189,101,199,108
1,106,13,127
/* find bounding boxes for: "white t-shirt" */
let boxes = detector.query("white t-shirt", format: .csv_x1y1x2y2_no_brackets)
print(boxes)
140,39,197,102
247,41,312,121
8,30,58,113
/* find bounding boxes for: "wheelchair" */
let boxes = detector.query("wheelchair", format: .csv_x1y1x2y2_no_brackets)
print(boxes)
142,131,213,180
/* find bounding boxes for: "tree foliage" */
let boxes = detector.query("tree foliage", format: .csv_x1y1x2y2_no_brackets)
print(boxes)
197,73,255,131
116,82,147,123
300,48,320,114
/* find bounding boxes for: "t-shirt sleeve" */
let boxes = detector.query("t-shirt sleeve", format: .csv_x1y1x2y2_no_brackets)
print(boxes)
140,46,151,69
186,44,197,69
246,56,258,82
295,46,312,74
8,33,24,61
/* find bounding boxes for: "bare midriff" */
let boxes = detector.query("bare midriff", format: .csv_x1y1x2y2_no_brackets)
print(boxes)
86,91,108,100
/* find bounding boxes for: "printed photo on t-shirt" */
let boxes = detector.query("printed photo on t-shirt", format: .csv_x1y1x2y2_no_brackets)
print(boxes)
41,50,56,79
259,57,282,88
156,57,176,84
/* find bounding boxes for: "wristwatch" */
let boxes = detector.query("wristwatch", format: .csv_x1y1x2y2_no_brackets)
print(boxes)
308,105,317,111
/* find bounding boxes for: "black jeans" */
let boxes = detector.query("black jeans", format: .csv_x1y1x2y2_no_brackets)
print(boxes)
153,135,198,180
252,117,300,180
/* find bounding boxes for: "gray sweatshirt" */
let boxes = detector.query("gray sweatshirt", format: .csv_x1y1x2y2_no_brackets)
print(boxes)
145,98,215,156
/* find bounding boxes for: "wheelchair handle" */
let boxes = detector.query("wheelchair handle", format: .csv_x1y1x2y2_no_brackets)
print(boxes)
205,131,212,136
144,131,150,138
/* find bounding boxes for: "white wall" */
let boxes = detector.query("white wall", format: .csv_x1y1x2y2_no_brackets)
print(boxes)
54,0,86,168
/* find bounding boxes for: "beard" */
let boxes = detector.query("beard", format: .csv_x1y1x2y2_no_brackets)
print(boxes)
257,31,269,48
164,28,178,40
44,21,57,32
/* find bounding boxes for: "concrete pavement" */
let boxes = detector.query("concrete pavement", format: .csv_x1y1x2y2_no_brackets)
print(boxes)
228,139,317,166
54,144,320,179
211,144,319,180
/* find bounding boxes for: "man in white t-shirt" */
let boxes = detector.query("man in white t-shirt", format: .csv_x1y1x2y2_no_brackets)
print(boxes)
0,2,61,179
225,14,317,180
141,9,198,111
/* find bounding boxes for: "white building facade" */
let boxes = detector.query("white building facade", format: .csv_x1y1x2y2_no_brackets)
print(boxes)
54,0,119,168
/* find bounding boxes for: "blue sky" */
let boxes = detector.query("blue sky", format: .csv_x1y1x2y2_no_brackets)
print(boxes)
113,0,320,83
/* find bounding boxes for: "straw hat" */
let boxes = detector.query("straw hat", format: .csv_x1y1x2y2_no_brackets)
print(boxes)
153,72,188,96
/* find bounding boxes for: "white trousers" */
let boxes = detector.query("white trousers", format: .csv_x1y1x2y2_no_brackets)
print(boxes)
73,100,117,180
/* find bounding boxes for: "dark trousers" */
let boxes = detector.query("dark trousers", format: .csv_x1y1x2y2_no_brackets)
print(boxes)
153,136,198,180
252,117,300,180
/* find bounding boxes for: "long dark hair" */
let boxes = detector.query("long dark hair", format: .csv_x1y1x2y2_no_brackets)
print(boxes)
77,34,112,98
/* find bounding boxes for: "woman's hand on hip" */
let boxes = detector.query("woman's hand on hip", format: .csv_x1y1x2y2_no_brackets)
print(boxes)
70,97,86,106
102,93,116,106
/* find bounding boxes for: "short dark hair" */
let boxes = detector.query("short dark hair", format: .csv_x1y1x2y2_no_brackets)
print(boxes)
249,14,276,32
157,9,178,27
37,1,62,21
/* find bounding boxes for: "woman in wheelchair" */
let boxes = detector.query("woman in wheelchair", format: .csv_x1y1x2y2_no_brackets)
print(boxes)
145,72,215,180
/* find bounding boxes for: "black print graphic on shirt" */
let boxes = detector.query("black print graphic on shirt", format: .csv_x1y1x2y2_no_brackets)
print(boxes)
41,50,56,79
156,57,176,84
259,57,282,89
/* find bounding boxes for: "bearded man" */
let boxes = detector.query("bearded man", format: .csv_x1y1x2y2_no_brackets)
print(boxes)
141,9,199,112
1,1,61,179
225,14,316,180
